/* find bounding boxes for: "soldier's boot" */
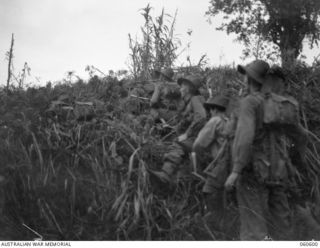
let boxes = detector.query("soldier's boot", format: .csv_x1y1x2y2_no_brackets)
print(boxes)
204,192,225,232
203,211,224,232
193,211,223,240
148,162,176,185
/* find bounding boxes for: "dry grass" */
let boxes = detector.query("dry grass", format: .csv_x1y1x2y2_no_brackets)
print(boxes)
0,63,319,240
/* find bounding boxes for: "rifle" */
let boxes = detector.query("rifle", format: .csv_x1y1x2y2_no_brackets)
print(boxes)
132,79,178,85
129,94,150,101
159,118,175,129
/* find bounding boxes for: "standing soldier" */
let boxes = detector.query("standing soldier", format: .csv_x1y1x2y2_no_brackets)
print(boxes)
192,95,231,231
149,75,207,184
263,65,309,198
225,60,298,240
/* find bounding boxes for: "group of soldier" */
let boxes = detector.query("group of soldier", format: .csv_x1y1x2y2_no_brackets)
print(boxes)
135,60,309,240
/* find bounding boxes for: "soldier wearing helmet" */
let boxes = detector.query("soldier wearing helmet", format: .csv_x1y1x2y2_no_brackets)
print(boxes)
224,60,293,240
149,75,206,184
150,68,181,125
192,94,232,232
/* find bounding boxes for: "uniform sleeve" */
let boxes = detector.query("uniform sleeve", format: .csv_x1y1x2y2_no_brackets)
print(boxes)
232,96,260,173
150,83,162,108
185,96,207,137
193,117,221,153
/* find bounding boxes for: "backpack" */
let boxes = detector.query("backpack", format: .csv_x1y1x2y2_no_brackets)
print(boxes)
254,92,304,184
262,92,300,127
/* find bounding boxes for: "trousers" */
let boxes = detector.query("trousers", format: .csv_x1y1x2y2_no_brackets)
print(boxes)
203,189,225,230
236,174,291,240
162,138,195,175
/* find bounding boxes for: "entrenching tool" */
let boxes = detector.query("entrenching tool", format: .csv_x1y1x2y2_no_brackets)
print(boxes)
203,140,228,177
190,152,206,182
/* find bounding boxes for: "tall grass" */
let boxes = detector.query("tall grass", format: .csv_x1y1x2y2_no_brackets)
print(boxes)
0,77,216,240
0,62,319,240
128,5,180,81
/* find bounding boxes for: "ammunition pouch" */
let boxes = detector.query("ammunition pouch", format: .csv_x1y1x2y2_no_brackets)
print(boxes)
252,152,289,186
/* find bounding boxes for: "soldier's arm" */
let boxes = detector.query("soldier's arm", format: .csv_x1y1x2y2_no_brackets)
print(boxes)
185,96,207,137
232,96,259,173
150,83,162,108
193,117,221,153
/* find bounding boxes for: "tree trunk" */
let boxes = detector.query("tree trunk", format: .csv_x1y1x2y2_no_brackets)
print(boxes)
6,33,14,91
280,47,298,70
279,28,302,70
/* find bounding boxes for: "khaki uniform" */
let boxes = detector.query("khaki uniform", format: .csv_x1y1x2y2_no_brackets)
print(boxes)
150,81,181,124
124,81,154,114
193,115,230,191
232,92,292,240
162,94,206,176
127,80,155,99
193,115,231,229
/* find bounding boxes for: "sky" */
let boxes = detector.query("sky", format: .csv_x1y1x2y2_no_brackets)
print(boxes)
0,0,319,86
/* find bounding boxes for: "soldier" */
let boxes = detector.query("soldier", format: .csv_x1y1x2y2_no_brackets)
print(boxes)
150,68,181,125
149,75,207,184
151,68,175,106
224,60,297,240
192,95,231,231
264,65,309,203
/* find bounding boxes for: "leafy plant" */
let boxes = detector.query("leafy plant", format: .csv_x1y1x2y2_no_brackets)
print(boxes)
206,0,320,68
128,5,180,80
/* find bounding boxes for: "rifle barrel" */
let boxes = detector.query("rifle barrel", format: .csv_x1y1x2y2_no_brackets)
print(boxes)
130,95,150,101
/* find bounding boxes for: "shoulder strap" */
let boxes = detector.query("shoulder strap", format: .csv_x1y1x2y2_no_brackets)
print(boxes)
178,95,191,113
203,139,229,174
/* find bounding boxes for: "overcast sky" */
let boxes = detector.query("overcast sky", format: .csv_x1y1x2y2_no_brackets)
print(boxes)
0,0,319,85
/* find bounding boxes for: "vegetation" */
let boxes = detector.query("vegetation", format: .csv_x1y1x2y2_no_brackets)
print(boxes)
128,4,180,81
206,0,320,67
1,4,320,241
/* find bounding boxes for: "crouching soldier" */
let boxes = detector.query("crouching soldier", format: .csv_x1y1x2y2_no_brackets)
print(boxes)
150,68,181,127
149,75,207,184
192,95,231,231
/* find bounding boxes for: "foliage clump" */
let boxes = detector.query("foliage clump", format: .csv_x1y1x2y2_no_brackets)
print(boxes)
206,0,320,67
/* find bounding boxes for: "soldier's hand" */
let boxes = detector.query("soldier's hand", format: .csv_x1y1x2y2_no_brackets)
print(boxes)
224,172,239,192
178,133,188,142
153,82,163,90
